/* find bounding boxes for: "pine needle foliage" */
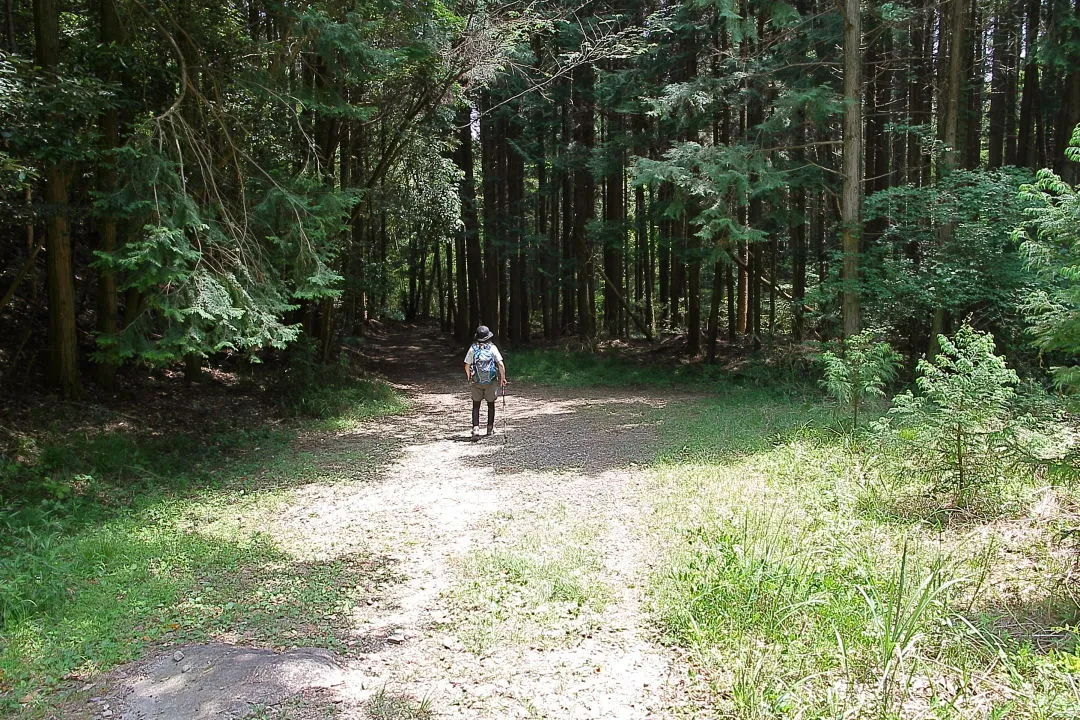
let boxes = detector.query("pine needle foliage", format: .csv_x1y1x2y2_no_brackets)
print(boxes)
1018,125,1080,392
92,143,350,364
819,329,900,430
879,324,1020,500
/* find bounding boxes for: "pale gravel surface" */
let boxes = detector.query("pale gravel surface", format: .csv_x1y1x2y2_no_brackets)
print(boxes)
82,327,700,720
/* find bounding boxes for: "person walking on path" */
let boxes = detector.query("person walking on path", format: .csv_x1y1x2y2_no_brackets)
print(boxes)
464,325,507,438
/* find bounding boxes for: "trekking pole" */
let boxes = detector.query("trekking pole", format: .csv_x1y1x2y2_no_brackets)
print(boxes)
498,383,507,442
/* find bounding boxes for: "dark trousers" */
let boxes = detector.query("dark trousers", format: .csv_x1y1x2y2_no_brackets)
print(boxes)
472,401,495,428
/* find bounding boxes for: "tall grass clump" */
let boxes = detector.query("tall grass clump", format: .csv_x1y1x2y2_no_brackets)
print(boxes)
0,506,69,628
653,502,981,717
657,511,827,648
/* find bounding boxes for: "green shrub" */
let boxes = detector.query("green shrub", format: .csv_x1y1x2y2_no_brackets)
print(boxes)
1019,128,1080,392
878,324,1019,501
819,330,901,430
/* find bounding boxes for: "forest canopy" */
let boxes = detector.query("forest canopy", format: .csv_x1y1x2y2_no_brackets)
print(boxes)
2,0,1080,393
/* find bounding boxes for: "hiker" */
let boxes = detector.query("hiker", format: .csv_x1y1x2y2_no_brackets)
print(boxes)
464,325,507,438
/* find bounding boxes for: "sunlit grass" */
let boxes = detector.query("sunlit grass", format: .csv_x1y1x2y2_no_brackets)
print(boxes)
647,394,1080,719
445,507,609,654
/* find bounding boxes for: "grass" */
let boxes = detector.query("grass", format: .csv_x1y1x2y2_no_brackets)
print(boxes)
365,687,435,720
444,507,609,654
269,351,410,430
0,373,407,717
647,393,1080,719
4,345,1077,718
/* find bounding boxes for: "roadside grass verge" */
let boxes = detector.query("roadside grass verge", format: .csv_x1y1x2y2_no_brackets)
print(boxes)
649,394,1080,719
444,506,609,654
0,376,406,717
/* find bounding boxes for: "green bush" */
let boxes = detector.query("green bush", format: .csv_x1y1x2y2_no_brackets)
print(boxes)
877,324,1019,501
1019,127,1080,392
819,329,901,430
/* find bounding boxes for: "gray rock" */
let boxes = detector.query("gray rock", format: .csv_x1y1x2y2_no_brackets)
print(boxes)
103,643,344,720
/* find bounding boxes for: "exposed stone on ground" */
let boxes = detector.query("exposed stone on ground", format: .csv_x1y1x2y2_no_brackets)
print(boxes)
92,644,344,719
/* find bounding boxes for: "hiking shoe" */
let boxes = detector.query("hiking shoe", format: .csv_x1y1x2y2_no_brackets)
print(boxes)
472,426,481,438
486,425,494,436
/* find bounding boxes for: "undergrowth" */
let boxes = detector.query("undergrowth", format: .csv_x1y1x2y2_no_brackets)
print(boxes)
269,344,409,428
509,346,810,392
0,369,406,716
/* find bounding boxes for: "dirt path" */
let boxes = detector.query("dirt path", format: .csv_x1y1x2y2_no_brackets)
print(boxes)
94,326,694,719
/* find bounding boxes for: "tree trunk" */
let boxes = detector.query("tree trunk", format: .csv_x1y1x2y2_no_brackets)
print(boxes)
706,258,724,363
840,0,863,338
453,106,474,340
1056,0,1080,183
603,109,624,337
726,261,736,341
93,0,123,387
561,124,575,334
736,240,748,334
536,123,553,340
572,64,596,338
988,10,1013,168
4,0,14,52
1017,0,1042,168
480,93,503,334
507,109,527,344
345,121,367,334
962,2,984,170
686,214,701,355
942,0,969,172
907,0,933,187
929,0,970,357
657,183,672,328
750,238,762,349
35,0,80,396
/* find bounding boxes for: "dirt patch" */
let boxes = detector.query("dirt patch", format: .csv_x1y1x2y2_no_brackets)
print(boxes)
60,326,697,719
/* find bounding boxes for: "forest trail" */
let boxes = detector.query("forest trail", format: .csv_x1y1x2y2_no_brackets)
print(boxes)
92,325,697,720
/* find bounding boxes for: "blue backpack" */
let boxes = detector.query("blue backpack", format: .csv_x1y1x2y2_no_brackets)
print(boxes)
470,342,497,385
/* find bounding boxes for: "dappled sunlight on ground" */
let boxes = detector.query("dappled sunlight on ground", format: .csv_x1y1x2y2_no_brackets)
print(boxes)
86,326,701,719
